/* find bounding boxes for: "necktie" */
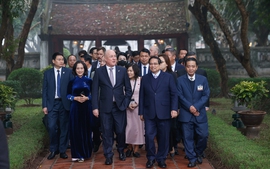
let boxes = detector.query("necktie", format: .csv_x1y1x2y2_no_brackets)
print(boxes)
143,66,146,76
57,70,61,97
109,67,114,86
190,77,193,81
88,70,90,78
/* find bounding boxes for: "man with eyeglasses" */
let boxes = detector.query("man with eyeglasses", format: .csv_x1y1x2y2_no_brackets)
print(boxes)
165,48,184,72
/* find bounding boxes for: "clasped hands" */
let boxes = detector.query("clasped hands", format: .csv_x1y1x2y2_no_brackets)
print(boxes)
190,105,200,116
74,94,89,103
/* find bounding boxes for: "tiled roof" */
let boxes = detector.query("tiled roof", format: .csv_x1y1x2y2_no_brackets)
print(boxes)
49,1,186,36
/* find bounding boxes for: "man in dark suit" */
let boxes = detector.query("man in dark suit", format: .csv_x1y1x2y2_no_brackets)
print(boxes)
0,120,9,169
165,48,185,72
177,52,209,110
42,52,74,160
92,50,132,165
139,56,178,168
138,48,151,76
177,57,210,168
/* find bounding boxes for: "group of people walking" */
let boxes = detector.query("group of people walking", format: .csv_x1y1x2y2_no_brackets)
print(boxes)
42,45,210,168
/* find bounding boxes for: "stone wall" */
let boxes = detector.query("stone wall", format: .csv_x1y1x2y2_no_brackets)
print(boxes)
196,47,270,77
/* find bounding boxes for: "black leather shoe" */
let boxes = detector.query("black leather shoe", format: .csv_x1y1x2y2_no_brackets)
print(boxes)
188,161,196,168
105,157,113,165
146,160,155,168
93,140,102,153
60,153,68,159
125,149,133,157
119,153,126,161
133,152,140,158
47,151,59,160
197,156,203,164
158,161,167,168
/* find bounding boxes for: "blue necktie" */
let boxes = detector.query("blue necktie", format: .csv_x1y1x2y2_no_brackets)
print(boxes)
143,66,146,76
57,70,61,97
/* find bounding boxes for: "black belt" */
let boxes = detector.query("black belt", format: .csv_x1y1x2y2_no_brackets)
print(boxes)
55,98,62,101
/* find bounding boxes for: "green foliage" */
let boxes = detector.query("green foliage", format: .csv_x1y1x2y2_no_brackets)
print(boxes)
230,81,269,109
8,99,48,169
208,98,270,168
203,68,221,97
7,68,42,105
0,80,22,98
0,84,17,109
63,48,71,58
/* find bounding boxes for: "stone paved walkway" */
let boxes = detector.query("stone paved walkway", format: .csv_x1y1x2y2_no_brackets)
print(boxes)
37,144,214,169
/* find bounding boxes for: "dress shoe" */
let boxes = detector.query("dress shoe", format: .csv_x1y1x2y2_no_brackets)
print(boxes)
119,153,126,161
105,157,113,165
60,152,68,159
158,161,167,168
188,161,196,168
125,149,133,157
146,159,155,168
184,155,188,159
47,151,59,160
133,152,140,158
197,156,203,164
93,140,102,153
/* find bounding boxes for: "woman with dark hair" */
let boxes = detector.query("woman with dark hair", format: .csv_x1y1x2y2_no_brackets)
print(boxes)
125,63,145,158
67,60,93,162
158,54,178,158
117,52,128,67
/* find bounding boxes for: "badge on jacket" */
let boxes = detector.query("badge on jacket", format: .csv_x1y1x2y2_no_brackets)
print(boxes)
197,85,203,91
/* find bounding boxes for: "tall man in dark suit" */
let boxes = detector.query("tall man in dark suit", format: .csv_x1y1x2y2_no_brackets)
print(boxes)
42,52,74,160
138,48,151,76
92,50,132,165
165,48,185,72
177,57,210,168
0,120,9,169
139,56,178,168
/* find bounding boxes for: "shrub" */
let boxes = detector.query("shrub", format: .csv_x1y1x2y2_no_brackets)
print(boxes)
203,68,221,97
40,64,53,75
63,48,71,58
0,80,22,99
7,68,42,105
0,84,17,109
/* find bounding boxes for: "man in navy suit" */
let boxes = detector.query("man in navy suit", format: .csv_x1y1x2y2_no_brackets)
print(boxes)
92,50,132,165
177,57,210,168
165,48,184,72
139,56,178,168
138,48,151,76
42,52,74,160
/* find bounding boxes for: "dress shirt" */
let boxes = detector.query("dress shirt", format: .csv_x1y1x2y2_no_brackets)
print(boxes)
141,64,149,76
171,62,176,72
152,70,161,79
187,74,196,81
54,67,62,98
106,65,116,85
87,66,92,78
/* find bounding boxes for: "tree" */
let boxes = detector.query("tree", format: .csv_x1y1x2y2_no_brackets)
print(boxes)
189,0,259,96
0,0,40,77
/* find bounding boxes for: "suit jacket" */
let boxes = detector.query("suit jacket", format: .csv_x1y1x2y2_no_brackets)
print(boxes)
177,74,210,123
174,62,185,72
92,65,132,112
42,67,74,111
0,120,9,169
138,61,150,76
139,71,178,120
91,61,98,72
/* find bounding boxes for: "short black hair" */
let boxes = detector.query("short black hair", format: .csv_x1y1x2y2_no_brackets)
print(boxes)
67,54,76,60
140,48,150,56
83,54,92,64
78,50,87,57
72,60,88,76
165,48,176,55
52,52,63,60
89,47,97,54
117,52,127,60
149,56,161,64
132,51,140,57
185,57,198,66
186,51,196,57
